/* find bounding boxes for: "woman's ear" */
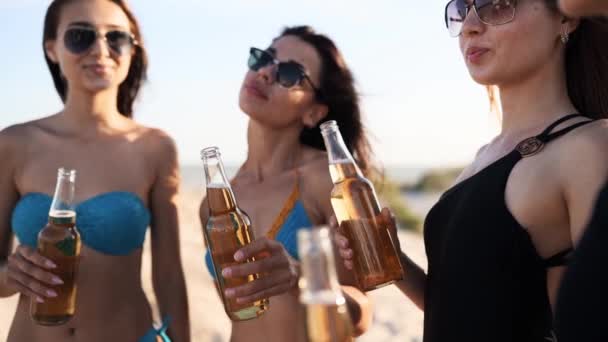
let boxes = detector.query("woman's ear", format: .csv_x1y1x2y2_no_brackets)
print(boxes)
562,16,581,35
303,103,329,128
45,40,59,63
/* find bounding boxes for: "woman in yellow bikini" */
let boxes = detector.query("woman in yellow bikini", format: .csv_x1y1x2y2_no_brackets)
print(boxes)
200,26,373,341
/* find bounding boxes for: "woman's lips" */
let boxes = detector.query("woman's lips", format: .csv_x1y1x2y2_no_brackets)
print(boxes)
244,84,269,100
84,64,111,76
466,47,490,64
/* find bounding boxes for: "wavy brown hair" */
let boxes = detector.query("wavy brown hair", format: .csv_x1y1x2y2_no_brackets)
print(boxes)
552,8,608,118
43,0,147,117
278,26,376,176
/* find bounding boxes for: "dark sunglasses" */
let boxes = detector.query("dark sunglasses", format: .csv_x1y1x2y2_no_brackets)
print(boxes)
64,25,138,55
248,47,323,99
445,0,518,37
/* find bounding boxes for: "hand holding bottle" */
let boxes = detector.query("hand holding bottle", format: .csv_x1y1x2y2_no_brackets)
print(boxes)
222,237,299,304
331,208,402,272
4,245,62,303
321,120,403,291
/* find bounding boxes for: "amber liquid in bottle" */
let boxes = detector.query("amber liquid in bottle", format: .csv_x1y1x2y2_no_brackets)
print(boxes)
299,228,354,342
202,147,268,321
31,169,81,325
322,121,403,291
305,300,354,342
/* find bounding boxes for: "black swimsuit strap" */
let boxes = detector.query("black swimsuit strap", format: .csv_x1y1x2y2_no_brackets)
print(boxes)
543,248,574,268
538,113,586,135
538,114,594,143
515,114,594,157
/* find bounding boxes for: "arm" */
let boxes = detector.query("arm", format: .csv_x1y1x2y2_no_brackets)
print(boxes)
393,249,427,310
561,139,608,245
0,128,19,297
0,126,60,301
148,132,190,342
332,209,427,311
341,285,372,335
548,125,608,308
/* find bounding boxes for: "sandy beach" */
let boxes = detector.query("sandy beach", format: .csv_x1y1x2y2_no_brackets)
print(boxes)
0,188,428,341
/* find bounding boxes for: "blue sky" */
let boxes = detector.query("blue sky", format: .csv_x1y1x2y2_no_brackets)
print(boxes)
0,0,499,167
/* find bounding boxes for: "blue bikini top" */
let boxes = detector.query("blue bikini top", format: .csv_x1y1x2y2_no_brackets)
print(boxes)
11,192,150,256
204,171,313,278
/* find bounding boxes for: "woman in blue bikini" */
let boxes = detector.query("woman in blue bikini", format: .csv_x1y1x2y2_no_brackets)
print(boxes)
0,1,189,341
200,26,373,341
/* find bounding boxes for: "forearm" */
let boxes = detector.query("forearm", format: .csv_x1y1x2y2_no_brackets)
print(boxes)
0,262,18,298
156,277,190,342
394,252,426,310
342,285,372,336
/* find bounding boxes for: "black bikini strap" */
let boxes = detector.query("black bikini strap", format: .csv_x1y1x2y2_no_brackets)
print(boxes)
543,247,573,268
538,113,594,143
515,114,594,157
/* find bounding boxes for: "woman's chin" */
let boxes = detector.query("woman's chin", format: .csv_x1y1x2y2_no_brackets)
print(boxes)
239,97,263,118
468,71,498,87
82,80,116,93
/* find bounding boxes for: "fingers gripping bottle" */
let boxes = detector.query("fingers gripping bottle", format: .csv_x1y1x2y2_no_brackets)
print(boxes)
202,146,268,321
31,168,81,325
320,121,403,291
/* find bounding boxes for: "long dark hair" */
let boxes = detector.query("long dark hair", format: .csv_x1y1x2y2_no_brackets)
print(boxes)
555,8,608,119
488,3,608,119
43,0,147,117
277,26,375,175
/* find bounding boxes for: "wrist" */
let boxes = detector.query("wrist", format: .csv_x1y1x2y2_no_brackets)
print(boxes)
0,262,13,296
398,251,409,281
288,260,301,297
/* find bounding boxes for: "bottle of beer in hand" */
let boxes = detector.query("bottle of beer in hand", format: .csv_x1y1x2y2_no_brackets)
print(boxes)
201,146,268,321
298,227,354,342
31,168,81,325
320,120,403,291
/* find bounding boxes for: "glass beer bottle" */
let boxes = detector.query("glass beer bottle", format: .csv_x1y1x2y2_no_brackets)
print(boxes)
201,146,268,321
31,168,81,325
320,120,403,291
298,227,354,342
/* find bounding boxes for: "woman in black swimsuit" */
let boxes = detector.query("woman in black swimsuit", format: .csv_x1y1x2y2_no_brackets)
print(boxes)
335,1,608,341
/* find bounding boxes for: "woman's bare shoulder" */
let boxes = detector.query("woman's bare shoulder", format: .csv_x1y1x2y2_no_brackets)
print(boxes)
299,148,331,184
0,115,60,150
133,126,178,158
550,119,608,193
557,118,608,163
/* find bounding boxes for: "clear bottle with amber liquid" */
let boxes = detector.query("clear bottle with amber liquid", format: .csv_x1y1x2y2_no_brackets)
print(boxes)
320,120,403,291
201,146,268,321
31,168,81,325
298,227,354,342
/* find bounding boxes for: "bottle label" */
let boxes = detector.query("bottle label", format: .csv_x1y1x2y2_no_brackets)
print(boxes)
55,236,77,256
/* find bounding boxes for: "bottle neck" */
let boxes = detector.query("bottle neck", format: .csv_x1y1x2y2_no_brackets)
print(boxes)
203,151,237,215
49,212,76,226
321,123,362,183
298,228,344,305
49,168,76,220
